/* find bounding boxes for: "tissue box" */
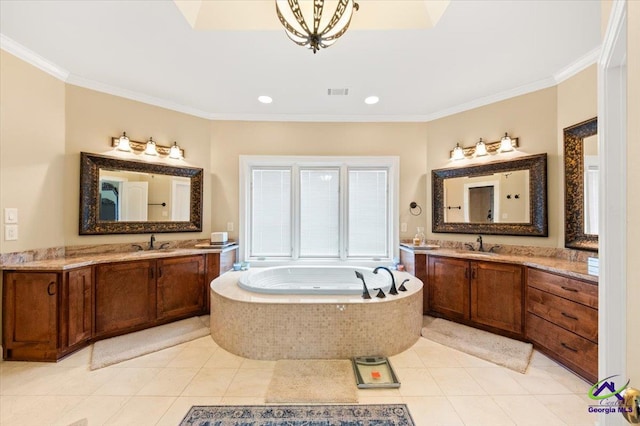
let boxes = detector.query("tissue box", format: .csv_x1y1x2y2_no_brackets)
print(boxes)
211,232,228,244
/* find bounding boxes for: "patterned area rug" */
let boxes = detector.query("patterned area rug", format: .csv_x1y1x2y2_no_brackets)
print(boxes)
179,404,415,426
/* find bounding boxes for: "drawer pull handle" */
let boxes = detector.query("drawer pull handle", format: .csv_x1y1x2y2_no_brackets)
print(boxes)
561,342,578,352
561,286,578,293
47,282,56,296
561,312,579,320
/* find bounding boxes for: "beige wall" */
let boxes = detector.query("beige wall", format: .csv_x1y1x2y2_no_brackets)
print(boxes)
0,50,66,253
64,85,212,247
426,87,560,247
210,121,428,243
626,0,639,393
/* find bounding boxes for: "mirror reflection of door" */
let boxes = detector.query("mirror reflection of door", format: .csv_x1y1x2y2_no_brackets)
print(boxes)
121,182,149,221
100,180,121,221
469,186,494,223
171,178,191,221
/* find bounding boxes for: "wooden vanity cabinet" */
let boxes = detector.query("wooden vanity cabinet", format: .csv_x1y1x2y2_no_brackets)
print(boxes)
526,268,598,382
2,271,59,361
94,259,156,338
157,255,205,321
427,256,524,337
2,267,94,361
204,249,237,312
2,247,238,361
428,256,470,321
399,248,428,312
64,267,93,348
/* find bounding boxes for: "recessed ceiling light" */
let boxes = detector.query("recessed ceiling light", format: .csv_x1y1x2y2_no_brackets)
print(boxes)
364,96,379,105
258,95,273,104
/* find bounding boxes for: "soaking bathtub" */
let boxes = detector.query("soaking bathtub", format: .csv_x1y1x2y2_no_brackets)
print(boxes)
210,265,423,360
238,265,391,295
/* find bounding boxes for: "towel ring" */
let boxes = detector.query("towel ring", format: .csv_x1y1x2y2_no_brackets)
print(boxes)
409,202,422,216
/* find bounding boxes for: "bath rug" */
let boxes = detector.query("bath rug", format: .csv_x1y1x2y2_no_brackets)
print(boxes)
180,404,415,426
265,359,357,403
90,315,210,370
421,318,533,373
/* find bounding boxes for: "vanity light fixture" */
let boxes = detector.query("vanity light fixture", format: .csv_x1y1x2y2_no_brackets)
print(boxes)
452,143,465,160
144,137,158,156
111,134,185,159
450,136,519,160
276,0,359,54
475,138,488,156
500,133,515,152
169,141,182,159
116,132,131,152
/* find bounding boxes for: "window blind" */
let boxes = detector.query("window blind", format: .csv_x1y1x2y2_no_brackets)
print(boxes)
250,168,292,257
299,169,340,257
347,169,388,257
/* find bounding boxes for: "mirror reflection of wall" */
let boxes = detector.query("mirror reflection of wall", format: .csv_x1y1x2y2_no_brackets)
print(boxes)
443,170,530,224
99,169,191,223
583,134,598,235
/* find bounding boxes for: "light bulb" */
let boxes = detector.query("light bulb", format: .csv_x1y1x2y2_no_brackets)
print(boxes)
475,138,488,156
169,141,182,159
144,137,157,156
500,133,514,152
452,143,465,160
117,132,131,152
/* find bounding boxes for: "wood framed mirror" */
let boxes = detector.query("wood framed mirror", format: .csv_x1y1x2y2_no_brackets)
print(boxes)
564,117,598,252
80,152,203,234
432,153,548,236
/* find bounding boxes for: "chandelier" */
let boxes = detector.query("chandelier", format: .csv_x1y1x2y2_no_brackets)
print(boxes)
276,0,359,54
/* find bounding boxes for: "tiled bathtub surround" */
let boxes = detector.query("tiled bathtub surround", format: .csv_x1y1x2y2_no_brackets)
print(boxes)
210,270,423,360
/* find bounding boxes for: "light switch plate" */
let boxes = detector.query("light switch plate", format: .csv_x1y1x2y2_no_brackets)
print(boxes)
4,208,18,224
5,224,18,241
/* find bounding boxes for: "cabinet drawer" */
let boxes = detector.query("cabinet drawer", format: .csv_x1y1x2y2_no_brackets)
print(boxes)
527,313,597,380
527,268,597,308
527,287,597,343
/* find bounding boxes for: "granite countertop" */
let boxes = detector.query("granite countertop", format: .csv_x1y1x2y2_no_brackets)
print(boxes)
399,244,597,283
0,244,238,272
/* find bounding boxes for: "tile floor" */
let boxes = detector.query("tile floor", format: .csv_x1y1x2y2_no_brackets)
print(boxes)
0,334,597,426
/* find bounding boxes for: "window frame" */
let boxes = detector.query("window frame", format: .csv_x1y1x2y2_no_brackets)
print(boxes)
239,155,399,266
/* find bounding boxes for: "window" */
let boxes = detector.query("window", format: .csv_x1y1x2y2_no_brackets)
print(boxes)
240,156,398,263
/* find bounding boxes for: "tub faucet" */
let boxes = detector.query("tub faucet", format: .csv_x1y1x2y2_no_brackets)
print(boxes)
398,278,409,292
373,266,398,295
373,288,386,298
355,271,371,299
149,234,156,250
476,235,484,252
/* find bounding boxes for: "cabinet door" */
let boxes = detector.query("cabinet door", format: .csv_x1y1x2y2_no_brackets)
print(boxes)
470,261,524,335
157,255,205,320
66,267,93,347
95,260,156,337
427,256,470,320
2,272,58,360
401,250,428,313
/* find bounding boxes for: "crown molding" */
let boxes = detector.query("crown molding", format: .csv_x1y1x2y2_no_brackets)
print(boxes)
0,34,69,81
554,46,600,84
1,33,601,124
65,74,213,120
423,76,558,122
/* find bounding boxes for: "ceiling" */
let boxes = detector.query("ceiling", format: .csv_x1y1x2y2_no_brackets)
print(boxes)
0,1,601,122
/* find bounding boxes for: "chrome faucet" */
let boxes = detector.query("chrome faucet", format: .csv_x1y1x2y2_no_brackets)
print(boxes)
149,234,156,250
373,266,398,295
476,235,484,252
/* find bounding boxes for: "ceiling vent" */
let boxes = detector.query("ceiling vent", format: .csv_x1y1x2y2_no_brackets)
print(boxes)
327,88,349,96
